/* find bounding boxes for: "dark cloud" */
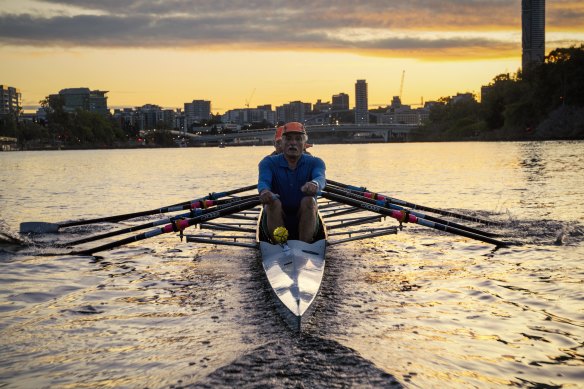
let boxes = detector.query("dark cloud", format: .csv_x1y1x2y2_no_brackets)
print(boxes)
0,0,581,57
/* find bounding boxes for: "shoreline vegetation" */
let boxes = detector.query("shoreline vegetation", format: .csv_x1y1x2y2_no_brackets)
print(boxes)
1,46,583,151
411,45,584,143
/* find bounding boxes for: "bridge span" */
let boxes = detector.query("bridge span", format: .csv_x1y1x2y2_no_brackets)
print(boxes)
171,123,417,146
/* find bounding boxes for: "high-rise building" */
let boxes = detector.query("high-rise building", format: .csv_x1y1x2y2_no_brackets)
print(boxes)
184,100,211,128
275,101,311,124
49,88,109,116
0,85,22,116
332,93,349,110
522,0,545,70
354,80,368,124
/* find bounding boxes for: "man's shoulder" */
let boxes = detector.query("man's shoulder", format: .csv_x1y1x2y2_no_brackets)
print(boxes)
260,153,285,166
301,153,325,165
262,153,280,161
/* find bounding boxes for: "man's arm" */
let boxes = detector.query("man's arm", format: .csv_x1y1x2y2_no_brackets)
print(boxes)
257,157,272,194
258,157,278,204
301,157,326,196
310,157,326,191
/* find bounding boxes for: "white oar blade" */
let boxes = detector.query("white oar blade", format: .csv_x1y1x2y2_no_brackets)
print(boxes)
20,222,61,233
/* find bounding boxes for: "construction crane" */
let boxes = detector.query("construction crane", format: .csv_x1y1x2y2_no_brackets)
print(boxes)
245,88,256,108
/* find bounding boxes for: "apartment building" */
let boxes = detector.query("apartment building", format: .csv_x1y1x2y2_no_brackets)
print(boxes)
0,85,22,116
48,88,109,115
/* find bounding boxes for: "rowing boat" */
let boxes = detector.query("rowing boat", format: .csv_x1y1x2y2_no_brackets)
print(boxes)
20,179,504,332
186,199,398,332
257,210,327,332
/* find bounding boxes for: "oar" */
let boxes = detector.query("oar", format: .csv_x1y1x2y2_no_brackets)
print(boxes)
57,195,257,247
56,197,261,256
321,190,514,247
325,185,500,237
327,179,499,225
20,184,257,233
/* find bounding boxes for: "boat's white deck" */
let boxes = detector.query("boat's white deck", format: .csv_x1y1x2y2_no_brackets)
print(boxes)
260,239,326,318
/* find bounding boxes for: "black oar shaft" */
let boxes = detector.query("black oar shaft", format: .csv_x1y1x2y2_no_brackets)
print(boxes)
61,218,170,246
321,190,510,247
71,198,261,256
327,179,498,225
61,196,258,247
50,184,258,229
325,185,499,237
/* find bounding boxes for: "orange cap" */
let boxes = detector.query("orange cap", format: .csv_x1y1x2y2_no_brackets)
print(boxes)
282,122,306,135
274,126,283,141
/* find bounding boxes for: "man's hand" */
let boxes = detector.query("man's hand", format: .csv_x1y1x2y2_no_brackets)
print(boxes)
301,181,319,196
259,190,278,204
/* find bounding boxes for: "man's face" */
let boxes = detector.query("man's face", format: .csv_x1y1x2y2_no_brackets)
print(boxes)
282,133,305,158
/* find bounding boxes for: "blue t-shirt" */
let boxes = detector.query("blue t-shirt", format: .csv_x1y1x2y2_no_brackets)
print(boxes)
258,153,326,209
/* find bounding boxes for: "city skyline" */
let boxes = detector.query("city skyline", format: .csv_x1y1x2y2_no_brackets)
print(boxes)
1,0,583,114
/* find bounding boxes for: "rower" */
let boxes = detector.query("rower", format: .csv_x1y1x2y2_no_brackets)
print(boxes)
270,125,313,156
258,122,326,243
270,125,284,155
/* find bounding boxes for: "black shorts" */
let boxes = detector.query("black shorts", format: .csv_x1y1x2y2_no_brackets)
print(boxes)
261,204,320,242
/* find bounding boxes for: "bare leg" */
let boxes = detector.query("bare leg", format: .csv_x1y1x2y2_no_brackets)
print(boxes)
298,196,318,243
264,200,284,240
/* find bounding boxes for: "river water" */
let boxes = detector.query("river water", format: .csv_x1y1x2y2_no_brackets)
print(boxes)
0,142,583,388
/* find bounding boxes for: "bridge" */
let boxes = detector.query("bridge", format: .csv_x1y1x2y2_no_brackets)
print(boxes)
171,123,418,146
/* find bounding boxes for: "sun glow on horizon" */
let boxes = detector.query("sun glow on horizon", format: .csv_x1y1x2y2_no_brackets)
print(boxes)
1,0,582,114
5,46,524,113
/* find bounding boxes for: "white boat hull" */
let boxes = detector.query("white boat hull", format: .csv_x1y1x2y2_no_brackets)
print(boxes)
259,238,327,331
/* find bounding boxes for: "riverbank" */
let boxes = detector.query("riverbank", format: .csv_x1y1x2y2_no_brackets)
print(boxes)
413,105,584,142
2,106,583,151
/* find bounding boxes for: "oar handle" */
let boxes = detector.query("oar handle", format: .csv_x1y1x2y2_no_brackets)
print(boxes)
210,184,257,199
327,179,367,192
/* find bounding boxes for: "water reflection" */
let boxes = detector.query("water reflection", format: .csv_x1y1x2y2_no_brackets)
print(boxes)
519,141,547,182
1,142,584,387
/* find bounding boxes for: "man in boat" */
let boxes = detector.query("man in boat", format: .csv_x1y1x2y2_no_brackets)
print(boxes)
270,125,312,156
270,125,284,155
258,122,325,243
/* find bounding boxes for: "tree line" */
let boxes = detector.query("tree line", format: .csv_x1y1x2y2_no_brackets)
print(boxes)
412,45,584,141
0,96,131,149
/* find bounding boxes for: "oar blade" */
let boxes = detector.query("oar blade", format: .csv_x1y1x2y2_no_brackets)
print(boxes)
20,222,61,233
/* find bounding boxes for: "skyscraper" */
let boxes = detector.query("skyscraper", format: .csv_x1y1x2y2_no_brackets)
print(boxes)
522,0,545,70
354,80,368,124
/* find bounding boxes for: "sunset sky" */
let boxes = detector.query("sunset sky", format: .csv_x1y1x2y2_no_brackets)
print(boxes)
1,0,583,113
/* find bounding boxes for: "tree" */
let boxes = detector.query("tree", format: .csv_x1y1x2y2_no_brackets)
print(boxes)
0,113,18,137
17,121,49,148
419,46,584,141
